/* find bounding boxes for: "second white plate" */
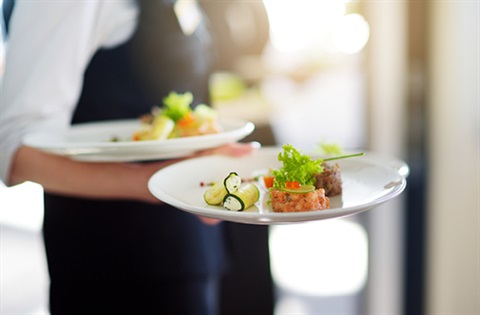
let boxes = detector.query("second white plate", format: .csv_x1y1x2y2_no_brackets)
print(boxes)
23,118,255,161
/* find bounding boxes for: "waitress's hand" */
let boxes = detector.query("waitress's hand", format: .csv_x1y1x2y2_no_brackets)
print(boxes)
197,216,222,225
196,141,261,157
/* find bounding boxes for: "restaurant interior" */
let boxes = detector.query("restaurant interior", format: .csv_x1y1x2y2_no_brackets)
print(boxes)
1,1,478,314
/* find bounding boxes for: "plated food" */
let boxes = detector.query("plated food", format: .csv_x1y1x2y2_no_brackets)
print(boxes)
265,144,362,213
132,91,221,141
23,117,254,162
269,187,329,213
22,90,253,162
202,144,363,213
204,172,260,211
315,162,342,196
148,147,408,224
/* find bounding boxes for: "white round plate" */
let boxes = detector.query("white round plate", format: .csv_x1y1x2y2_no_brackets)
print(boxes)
148,147,409,225
23,118,254,162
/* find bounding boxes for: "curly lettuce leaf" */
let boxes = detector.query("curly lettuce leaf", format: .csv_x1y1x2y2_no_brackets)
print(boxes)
272,144,323,188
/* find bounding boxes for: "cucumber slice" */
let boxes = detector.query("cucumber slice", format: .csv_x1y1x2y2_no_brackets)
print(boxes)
277,184,316,194
223,183,260,211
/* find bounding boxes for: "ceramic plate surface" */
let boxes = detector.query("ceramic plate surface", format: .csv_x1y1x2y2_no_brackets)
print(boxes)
148,147,409,224
23,118,254,161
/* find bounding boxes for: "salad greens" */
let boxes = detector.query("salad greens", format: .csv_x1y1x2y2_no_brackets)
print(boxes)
162,91,194,122
271,144,365,189
272,144,323,188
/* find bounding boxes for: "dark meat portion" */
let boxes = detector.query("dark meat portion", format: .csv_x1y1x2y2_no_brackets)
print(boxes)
314,162,342,196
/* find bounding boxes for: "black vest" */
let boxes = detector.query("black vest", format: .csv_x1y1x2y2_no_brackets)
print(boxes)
41,0,228,279
73,0,214,123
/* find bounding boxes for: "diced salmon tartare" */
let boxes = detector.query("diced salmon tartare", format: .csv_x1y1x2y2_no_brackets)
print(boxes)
269,188,330,213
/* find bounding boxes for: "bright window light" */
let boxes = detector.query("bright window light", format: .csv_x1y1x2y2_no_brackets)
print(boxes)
269,219,368,296
262,0,369,56
263,0,346,53
275,296,310,314
0,181,44,232
332,13,370,54
174,0,202,36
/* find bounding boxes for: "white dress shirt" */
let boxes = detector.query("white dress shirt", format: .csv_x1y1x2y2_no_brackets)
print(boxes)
0,1,139,183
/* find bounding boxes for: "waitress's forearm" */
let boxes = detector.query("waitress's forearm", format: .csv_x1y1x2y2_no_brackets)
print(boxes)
9,146,164,203
9,142,257,203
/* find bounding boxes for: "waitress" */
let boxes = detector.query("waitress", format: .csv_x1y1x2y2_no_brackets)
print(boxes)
0,1,255,314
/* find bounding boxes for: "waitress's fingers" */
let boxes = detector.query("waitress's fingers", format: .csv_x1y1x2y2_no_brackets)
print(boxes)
197,216,222,225
196,141,261,158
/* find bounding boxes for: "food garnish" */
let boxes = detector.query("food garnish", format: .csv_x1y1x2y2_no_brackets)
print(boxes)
262,175,275,189
323,152,364,162
267,144,363,212
202,145,363,213
278,184,316,194
271,144,323,190
271,144,363,193
162,91,194,122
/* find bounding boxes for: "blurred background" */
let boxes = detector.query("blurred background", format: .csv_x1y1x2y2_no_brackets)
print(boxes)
1,0,478,314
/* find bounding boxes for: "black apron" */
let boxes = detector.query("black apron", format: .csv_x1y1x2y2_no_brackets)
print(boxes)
41,1,227,313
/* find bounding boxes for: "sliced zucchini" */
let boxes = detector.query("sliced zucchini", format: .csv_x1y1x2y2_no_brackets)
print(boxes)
223,183,260,211
223,172,241,193
203,182,228,205
204,172,242,205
